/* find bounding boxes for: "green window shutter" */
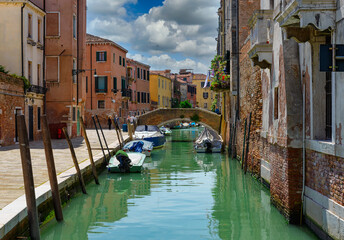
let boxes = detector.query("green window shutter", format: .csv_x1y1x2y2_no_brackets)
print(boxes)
104,52,107,61
123,58,125,67
95,77,99,92
119,56,122,65
137,68,140,78
104,76,108,92
121,77,126,89
96,52,100,61
147,71,150,81
113,77,117,90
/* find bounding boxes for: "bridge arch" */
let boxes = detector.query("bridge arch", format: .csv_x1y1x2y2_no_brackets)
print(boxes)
137,108,222,133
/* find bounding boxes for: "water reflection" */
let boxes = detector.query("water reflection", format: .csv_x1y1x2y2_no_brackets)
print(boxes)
41,128,317,240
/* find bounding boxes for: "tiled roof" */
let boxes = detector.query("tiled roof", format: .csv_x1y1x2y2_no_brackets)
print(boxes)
86,34,128,53
193,74,207,80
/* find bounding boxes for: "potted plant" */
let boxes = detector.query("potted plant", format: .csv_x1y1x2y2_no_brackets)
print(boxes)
210,55,230,92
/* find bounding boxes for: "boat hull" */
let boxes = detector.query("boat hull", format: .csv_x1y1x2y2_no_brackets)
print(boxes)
144,135,166,148
107,153,146,173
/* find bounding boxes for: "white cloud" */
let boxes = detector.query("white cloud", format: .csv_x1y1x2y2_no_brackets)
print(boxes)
87,0,219,73
127,53,209,74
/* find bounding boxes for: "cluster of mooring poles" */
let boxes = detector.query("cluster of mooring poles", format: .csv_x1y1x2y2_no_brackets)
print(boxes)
16,114,133,239
228,112,252,175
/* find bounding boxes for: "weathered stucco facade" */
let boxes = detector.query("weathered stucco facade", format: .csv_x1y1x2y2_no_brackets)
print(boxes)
219,0,344,238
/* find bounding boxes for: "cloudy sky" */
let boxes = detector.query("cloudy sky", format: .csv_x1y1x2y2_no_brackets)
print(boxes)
87,0,219,74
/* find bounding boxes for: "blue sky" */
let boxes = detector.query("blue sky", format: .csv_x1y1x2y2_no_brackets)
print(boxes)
86,0,219,74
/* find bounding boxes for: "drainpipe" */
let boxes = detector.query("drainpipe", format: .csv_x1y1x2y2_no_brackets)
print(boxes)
76,0,80,106
90,44,93,110
236,0,240,120
21,3,26,77
331,29,336,144
43,0,46,114
301,81,305,224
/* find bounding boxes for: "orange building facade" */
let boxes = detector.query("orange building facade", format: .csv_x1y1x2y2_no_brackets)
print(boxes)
85,34,129,127
45,0,87,138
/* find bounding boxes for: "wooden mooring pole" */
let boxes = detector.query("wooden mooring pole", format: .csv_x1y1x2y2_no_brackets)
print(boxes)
111,118,122,148
244,113,252,174
92,115,107,162
231,117,238,159
79,116,99,185
241,118,247,170
62,127,87,194
41,115,63,221
17,115,41,240
95,115,111,157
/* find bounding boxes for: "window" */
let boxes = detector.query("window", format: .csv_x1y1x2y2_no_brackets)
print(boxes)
143,70,146,80
119,56,122,65
137,91,140,103
46,12,59,36
137,68,140,78
122,58,125,67
113,77,117,90
37,64,41,86
98,100,105,109
183,77,187,81
147,71,150,81
37,107,41,130
201,82,205,87
72,107,76,121
113,53,115,63
274,87,278,120
46,56,59,82
95,76,108,93
204,103,207,109
73,15,77,39
73,58,77,83
96,51,107,62
158,95,160,106
203,92,208,99
141,92,144,103
37,19,41,42
86,77,88,93
28,61,32,83
147,93,150,103
28,14,32,38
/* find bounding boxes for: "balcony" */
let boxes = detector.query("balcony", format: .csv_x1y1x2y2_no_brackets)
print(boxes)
276,0,336,41
121,88,132,99
248,10,273,69
26,84,47,95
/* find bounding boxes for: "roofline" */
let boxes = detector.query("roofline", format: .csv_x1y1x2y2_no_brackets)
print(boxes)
126,58,150,68
86,34,128,53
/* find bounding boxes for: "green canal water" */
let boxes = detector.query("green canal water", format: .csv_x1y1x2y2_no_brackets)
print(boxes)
41,128,317,239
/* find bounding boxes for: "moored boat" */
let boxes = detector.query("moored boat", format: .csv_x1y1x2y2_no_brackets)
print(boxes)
194,128,223,153
123,140,154,157
134,125,166,148
159,126,172,136
107,151,146,173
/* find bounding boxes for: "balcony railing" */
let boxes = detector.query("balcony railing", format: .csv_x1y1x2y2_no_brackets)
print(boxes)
121,88,132,99
27,84,47,94
248,10,273,69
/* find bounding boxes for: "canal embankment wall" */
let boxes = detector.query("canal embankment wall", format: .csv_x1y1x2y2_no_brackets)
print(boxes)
0,137,129,240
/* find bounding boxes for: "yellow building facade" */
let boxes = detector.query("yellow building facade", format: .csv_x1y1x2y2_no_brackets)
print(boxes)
150,73,172,109
193,74,214,111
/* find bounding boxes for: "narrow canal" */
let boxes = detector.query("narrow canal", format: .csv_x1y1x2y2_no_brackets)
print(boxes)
41,128,317,239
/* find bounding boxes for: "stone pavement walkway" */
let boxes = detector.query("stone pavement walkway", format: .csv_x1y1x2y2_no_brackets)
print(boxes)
0,129,128,209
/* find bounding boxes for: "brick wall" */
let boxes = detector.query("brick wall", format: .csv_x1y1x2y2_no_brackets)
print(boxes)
235,40,263,176
0,73,25,146
306,150,344,206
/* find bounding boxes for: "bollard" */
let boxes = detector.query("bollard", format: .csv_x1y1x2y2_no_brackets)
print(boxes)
62,127,87,194
17,115,41,240
41,115,63,221
80,117,99,185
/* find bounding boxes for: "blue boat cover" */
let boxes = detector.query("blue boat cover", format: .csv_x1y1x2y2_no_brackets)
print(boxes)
129,141,144,153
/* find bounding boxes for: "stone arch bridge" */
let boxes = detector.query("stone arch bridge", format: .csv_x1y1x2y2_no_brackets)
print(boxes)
137,108,222,133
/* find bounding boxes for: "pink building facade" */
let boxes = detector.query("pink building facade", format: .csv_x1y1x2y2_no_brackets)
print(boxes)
127,59,150,116
45,0,87,138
